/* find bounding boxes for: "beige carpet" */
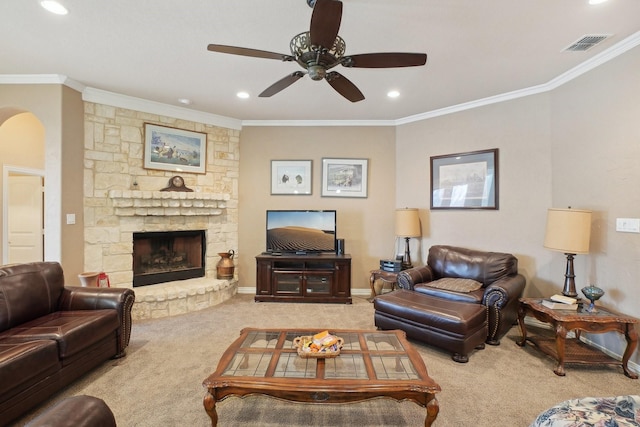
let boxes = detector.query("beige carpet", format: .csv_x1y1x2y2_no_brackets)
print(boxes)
13,294,639,426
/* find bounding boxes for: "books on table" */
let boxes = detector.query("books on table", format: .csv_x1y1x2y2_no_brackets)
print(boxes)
550,294,577,305
542,295,578,310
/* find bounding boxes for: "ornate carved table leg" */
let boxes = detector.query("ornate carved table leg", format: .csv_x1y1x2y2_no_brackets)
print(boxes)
516,304,527,347
622,324,639,379
203,392,218,427
553,324,567,376
369,271,377,301
425,396,439,427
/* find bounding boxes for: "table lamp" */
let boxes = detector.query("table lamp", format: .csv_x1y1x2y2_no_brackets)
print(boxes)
543,208,592,298
396,208,421,270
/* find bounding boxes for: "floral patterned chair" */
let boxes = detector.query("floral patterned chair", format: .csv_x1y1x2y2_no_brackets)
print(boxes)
530,395,640,427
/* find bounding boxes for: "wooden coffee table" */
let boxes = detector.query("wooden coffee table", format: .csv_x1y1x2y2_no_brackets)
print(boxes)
202,328,441,426
517,298,638,378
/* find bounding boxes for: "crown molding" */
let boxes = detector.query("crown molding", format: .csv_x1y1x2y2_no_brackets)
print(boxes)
2,31,638,129
397,30,640,126
241,119,396,127
0,74,85,93
82,88,242,130
546,30,640,91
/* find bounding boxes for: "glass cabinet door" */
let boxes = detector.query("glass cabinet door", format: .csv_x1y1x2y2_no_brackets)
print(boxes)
305,273,332,295
273,272,302,295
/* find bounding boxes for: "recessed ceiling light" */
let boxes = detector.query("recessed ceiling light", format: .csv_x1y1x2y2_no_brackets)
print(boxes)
177,98,192,105
237,91,250,99
387,90,400,98
40,1,68,15
588,0,608,4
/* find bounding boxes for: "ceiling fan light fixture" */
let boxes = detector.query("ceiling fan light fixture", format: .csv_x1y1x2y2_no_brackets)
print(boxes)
387,90,400,98
40,0,68,15
236,91,250,99
308,65,326,81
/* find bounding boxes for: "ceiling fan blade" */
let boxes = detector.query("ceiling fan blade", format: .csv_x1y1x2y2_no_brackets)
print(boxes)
259,72,305,97
342,53,427,68
207,44,293,61
309,0,343,49
325,72,364,102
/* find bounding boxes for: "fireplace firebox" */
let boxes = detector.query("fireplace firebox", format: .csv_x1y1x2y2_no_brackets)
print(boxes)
133,230,206,287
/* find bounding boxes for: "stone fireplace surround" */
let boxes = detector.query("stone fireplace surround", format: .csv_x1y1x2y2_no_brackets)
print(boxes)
83,103,239,320
105,189,238,320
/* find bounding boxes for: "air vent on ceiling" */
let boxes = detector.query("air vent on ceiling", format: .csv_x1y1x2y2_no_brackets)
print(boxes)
563,34,611,52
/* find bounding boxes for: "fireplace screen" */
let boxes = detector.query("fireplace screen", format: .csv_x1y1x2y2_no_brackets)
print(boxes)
133,230,205,287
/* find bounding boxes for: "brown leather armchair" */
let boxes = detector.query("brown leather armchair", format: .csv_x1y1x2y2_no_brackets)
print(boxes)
397,245,526,345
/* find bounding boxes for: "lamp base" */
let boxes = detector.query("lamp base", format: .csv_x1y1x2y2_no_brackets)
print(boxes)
401,237,413,270
561,253,578,298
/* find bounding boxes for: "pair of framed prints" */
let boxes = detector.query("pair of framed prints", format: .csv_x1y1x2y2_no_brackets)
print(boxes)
271,158,368,198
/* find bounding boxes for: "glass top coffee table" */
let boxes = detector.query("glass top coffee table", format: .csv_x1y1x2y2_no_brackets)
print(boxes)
202,328,441,426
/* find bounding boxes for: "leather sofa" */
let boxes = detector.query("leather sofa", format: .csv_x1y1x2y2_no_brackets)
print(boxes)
0,262,135,426
396,245,526,345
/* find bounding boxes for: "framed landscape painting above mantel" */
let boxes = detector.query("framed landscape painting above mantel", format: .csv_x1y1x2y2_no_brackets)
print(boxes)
430,148,499,210
144,123,207,174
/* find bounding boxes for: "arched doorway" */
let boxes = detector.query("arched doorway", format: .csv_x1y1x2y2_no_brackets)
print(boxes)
0,110,46,264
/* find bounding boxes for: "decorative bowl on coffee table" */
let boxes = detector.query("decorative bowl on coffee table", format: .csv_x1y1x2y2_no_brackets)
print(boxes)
581,285,604,312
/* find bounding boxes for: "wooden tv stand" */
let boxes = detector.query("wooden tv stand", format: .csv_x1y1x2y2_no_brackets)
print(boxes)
255,253,352,303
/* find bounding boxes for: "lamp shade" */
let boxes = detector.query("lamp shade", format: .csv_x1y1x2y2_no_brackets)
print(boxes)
395,208,421,237
544,208,592,254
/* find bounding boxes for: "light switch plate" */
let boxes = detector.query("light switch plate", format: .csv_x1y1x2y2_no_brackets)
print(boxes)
66,213,76,225
616,218,640,233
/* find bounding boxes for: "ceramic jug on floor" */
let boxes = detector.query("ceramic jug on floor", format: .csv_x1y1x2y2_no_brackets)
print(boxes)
216,250,235,279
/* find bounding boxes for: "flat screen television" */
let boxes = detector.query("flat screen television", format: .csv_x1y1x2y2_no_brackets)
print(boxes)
266,210,337,254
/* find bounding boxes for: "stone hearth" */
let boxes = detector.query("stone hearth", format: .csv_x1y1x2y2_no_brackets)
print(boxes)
132,277,238,320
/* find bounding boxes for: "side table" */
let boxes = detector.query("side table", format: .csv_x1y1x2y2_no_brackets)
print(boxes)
516,298,638,378
368,269,399,302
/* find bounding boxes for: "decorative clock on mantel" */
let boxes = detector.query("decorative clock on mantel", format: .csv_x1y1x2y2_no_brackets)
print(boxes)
160,175,193,192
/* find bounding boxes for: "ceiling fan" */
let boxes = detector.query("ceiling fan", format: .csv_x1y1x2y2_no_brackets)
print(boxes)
207,0,427,102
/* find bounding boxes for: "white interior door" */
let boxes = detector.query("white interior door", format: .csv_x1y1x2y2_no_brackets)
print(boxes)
7,174,44,264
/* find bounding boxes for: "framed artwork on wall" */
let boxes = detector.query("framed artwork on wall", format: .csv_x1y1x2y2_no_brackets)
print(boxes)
144,123,207,174
271,160,312,195
321,158,368,198
430,148,499,210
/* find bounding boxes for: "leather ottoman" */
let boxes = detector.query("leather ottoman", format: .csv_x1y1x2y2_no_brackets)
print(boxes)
374,289,488,362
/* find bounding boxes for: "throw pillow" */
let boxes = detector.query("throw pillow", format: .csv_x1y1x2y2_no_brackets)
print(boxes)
427,278,483,293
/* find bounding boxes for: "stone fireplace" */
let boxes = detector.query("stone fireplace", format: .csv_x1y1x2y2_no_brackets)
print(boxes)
83,103,240,320
133,230,206,287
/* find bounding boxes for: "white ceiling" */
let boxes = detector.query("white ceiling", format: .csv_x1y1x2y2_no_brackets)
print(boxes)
1,0,640,124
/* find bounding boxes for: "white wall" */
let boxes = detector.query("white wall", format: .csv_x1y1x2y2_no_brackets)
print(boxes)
549,45,640,355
